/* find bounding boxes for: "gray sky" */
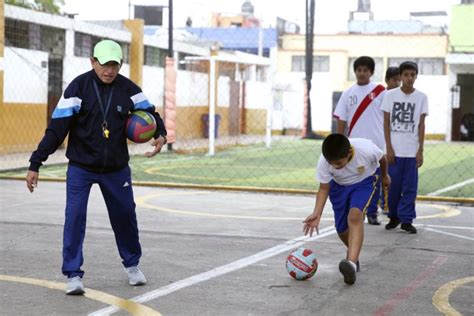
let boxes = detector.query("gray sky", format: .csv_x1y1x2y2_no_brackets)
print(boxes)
62,0,461,33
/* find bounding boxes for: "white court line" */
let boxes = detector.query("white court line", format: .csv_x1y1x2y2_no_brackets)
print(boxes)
424,227,474,241
88,226,337,316
427,178,474,196
419,224,474,230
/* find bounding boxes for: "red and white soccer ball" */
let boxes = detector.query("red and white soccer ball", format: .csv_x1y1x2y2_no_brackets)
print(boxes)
286,247,318,280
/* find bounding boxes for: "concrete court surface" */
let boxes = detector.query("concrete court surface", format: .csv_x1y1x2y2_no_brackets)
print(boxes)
0,179,473,316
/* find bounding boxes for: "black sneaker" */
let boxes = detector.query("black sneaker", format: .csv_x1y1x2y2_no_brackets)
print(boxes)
367,214,381,225
339,259,356,285
401,223,417,234
345,252,360,272
385,217,400,230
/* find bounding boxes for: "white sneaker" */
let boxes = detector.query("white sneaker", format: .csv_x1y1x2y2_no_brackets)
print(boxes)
125,266,147,286
66,276,85,295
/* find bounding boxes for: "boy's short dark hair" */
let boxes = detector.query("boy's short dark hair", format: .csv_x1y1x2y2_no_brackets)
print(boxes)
353,56,375,73
399,61,418,75
385,66,399,80
322,134,351,162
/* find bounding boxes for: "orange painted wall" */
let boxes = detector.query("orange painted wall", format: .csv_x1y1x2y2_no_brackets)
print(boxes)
0,103,47,154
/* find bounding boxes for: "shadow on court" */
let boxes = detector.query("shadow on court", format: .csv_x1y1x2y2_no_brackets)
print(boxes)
1,179,473,315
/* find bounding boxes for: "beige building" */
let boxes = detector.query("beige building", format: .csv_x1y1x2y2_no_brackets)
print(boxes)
276,33,449,138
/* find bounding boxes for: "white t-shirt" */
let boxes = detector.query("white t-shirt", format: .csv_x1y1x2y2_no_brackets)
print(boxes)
381,88,429,157
316,138,384,185
333,82,386,151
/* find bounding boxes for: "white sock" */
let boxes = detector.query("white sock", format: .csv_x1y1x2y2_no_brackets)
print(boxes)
348,260,357,271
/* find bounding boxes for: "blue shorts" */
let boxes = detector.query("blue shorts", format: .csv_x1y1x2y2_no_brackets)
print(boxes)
329,175,378,234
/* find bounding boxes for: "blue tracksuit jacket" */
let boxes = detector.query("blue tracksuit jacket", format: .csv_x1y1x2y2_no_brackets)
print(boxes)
29,70,166,173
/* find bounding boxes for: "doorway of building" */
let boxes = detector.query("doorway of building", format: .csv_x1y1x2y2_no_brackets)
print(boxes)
47,57,63,123
451,74,474,141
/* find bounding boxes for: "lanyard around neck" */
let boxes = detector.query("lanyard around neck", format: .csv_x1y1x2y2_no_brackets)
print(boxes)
93,80,114,124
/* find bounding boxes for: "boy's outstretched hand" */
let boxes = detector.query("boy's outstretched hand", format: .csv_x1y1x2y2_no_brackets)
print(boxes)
303,212,321,237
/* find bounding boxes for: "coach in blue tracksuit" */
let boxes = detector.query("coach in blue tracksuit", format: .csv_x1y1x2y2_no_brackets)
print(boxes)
26,39,167,295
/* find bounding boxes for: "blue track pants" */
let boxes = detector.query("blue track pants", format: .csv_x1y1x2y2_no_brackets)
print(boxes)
62,165,141,278
387,157,418,224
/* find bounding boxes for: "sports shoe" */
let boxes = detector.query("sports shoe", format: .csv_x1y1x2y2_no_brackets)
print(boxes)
66,276,85,295
385,217,400,230
367,214,381,225
401,223,417,234
339,259,356,285
125,266,147,286
346,252,360,272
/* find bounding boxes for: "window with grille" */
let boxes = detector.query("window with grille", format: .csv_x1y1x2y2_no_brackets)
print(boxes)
74,33,129,64
144,46,166,67
178,52,197,70
291,55,330,72
388,58,445,75
5,19,64,56
5,19,29,49
74,33,99,58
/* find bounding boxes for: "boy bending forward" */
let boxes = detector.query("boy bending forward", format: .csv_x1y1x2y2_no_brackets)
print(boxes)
303,134,390,285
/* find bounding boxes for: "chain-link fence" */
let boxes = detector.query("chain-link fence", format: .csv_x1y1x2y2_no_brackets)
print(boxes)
0,2,473,201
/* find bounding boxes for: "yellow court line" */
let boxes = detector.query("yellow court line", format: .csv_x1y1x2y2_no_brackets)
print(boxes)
137,192,461,221
0,275,161,316
418,205,461,219
144,165,313,183
432,276,474,316
1,176,472,204
136,193,323,221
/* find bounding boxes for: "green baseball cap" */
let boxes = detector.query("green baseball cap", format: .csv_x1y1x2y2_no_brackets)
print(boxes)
93,40,123,65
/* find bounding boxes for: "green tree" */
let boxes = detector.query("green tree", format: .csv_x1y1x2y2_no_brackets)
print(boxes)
5,0,34,10
6,0,64,14
34,0,65,14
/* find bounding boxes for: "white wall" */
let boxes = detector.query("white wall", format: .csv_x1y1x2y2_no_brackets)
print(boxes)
4,48,48,103
142,66,165,107
412,75,449,135
282,89,304,129
274,72,333,132
143,68,232,110
62,57,90,91
245,81,272,109
310,73,333,132
176,71,208,106
217,76,230,107
273,73,304,130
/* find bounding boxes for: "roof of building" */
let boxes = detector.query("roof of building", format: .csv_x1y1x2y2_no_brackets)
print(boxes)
184,27,278,50
348,20,446,34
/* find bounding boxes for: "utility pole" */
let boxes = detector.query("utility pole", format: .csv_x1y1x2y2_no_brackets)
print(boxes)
168,0,173,58
166,0,174,151
303,0,322,139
